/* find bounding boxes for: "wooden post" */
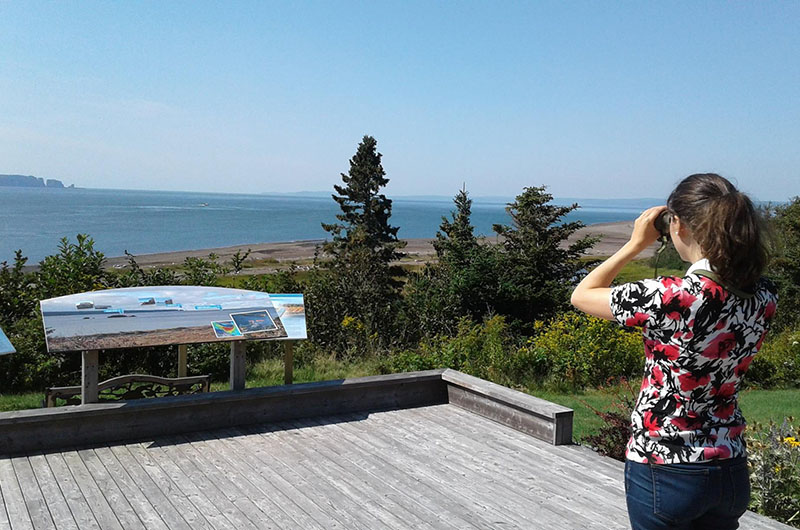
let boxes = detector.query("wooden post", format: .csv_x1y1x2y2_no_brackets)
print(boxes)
230,341,246,391
177,344,188,377
283,341,294,385
82,350,99,404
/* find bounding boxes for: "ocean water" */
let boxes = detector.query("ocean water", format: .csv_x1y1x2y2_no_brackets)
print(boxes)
0,187,652,264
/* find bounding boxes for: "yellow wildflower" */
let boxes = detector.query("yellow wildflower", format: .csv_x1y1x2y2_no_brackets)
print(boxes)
784,436,800,447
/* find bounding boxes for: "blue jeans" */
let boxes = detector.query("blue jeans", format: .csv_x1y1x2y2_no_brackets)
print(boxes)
624,457,750,529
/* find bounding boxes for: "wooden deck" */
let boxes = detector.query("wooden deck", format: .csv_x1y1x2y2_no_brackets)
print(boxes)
0,403,788,529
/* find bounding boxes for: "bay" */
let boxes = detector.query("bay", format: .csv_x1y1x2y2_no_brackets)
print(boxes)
0,187,653,264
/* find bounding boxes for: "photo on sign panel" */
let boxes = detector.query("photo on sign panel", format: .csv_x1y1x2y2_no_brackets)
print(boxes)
230,310,278,334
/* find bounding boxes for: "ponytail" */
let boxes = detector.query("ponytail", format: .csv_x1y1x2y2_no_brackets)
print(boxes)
667,174,769,290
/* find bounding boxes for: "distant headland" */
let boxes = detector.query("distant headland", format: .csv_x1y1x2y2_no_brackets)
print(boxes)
0,174,74,188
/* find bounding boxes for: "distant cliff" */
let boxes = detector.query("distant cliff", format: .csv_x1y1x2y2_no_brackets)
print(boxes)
0,174,73,188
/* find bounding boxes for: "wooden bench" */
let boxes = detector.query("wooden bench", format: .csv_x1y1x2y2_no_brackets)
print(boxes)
45,374,211,407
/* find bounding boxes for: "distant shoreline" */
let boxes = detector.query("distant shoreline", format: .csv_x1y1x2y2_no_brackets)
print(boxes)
103,220,656,275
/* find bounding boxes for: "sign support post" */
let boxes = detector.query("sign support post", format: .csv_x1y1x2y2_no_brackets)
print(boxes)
283,341,294,385
82,350,99,404
177,344,188,377
230,341,246,390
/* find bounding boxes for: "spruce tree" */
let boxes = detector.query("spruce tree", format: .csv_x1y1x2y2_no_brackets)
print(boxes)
322,135,405,264
491,186,597,329
309,135,405,355
434,184,478,263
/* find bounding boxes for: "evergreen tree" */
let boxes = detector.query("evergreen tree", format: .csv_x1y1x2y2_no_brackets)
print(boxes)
434,185,478,263
322,135,405,265
404,186,500,340
308,135,406,355
492,186,597,330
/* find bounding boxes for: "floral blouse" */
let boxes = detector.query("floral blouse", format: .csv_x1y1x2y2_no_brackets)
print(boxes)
610,259,778,464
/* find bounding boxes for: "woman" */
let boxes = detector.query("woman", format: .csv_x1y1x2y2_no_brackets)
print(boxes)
571,173,778,529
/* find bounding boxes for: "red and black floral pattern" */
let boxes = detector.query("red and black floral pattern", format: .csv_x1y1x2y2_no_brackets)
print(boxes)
610,269,778,464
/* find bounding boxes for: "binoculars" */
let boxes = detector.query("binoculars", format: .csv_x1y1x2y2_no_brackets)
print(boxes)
654,210,673,239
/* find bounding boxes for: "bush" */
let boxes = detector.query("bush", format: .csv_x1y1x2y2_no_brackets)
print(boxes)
747,326,800,388
0,316,74,392
648,241,688,272
769,197,800,331
524,312,643,389
579,381,636,461
385,316,528,385
747,419,800,527
37,234,110,298
0,250,37,325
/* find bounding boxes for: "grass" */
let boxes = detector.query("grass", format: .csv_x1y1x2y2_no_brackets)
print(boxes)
0,392,46,412
531,384,800,443
209,355,383,392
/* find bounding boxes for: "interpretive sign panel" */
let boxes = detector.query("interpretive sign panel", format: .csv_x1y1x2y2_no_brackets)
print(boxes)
0,327,15,355
269,293,307,340
40,286,304,353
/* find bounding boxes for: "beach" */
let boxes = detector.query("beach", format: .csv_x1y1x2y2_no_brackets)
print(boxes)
104,220,654,274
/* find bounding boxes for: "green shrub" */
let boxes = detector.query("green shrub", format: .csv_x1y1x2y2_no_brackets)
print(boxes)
648,240,688,272
0,316,74,392
747,327,800,388
769,197,800,331
747,419,800,527
525,312,643,389
385,316,529,385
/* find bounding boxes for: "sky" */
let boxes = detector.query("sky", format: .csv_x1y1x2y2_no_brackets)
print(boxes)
1,2,798,201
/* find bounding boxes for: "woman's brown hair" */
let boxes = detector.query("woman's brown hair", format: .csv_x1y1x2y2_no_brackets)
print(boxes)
667,173,769,290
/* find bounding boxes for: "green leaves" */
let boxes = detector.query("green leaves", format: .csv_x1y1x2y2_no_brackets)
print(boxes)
747,419,800,526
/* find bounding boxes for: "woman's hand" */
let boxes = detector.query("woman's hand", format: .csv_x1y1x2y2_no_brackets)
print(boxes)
571,205,667,320
629,205,668,251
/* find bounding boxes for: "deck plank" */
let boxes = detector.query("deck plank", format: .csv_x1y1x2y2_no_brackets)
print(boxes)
0,462,11,530
362,408,620,529
10,456,55,530
133,442,236,530
297,415,490,529
404,406,629,527
59,451,123,530
447,403,626,477
153,436,261,530
105,444,197,530
0,458,34,530
215,426,376,530
1,403,792,530
162,434,276,530
42,454,100,530
239,421,415,529
122,444,213,530
331,412,534,529
182,429,324,529
361,409,592,528
27,454,78,530
414,406,628,508
76,448,147,530
284,419,440,530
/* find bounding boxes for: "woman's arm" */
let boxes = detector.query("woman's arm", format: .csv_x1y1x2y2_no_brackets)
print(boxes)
570,206,666,320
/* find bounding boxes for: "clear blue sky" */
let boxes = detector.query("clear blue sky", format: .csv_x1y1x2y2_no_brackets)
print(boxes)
1,1,797,201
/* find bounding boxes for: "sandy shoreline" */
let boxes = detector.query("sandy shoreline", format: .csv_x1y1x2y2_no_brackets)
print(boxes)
104,220,655,274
